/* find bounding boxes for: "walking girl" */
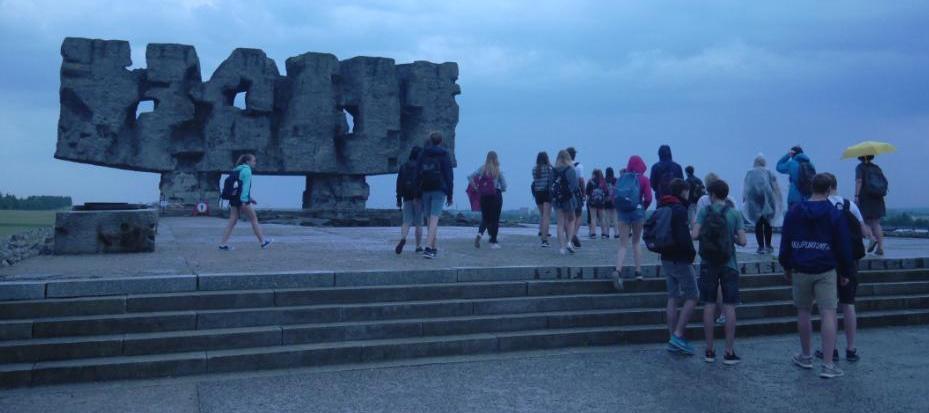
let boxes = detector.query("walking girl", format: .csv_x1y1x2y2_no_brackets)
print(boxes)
469,151,508,248
219,154,271,250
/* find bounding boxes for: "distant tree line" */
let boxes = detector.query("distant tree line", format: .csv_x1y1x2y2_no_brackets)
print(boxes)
0,193,72,210
883,213,929,230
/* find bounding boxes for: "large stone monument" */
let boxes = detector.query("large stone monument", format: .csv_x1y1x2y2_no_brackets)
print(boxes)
56,38,460,211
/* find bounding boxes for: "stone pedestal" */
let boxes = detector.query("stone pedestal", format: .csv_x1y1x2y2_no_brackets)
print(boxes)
303,175,369,210
54,209,158,254
159,171,220,212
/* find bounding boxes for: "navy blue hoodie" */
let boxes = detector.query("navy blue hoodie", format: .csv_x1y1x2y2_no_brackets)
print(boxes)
417,145,454,198
779,200,854,277
650,145,684,199
658,195,696,263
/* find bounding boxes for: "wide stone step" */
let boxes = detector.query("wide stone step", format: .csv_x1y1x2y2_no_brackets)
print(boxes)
5,279,928,340
3,293,928,364
2,269,926,320
4,307,928,387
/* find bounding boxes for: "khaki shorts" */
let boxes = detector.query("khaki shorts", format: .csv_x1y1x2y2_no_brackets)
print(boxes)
791,269,838,310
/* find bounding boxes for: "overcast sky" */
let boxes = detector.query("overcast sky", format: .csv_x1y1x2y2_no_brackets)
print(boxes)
1,0,927,210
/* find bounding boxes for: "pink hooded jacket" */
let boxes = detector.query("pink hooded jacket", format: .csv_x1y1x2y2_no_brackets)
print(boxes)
625,155,653,209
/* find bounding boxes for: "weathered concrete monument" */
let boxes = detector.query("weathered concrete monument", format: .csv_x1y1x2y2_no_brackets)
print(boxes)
55,37,460,211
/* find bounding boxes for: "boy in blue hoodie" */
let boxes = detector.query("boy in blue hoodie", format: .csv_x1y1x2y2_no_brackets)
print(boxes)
657,179,699,355
779,173,854,379
776,146,815,209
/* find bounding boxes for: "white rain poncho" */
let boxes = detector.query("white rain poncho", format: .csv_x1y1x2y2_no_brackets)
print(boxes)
741,156,784,226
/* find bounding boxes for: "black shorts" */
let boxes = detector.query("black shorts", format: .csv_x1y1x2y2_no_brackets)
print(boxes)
838,264,859,305
229,198,243,208
533,190,551,206
699,265,740,305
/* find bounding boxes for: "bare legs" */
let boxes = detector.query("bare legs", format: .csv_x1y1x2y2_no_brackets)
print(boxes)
538,202,552,241
556,209,577,251
866,218,884,254
615,221,644,273
704,303,737,354
667,297,698,339
589,208,600,236
599,209,610,237
400,201,423,249
426,216,440,249
798,307,838,365
840,303,857,351
220,204,266,246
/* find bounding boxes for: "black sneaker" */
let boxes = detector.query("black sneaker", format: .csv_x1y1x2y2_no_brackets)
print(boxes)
423,248,437,259
260,239,273,249
571,236,581,248
723,351,742,366
814,349,840,361
635,271,643,281
415,246,424,253
218,245,231,251
846,349,860,362
589,233,597,240
601,234,609,239
756,247,766,255
541,239,551,248
395,239,406,255
704,350,716,363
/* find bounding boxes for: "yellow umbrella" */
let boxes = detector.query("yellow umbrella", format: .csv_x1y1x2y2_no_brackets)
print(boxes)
841,140,896,159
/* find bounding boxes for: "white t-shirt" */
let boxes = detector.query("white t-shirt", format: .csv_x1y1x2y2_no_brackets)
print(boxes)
573,162,585,184
829,195,864,223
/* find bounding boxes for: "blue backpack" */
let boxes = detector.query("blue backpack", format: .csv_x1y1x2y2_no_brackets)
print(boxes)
614,172,641,212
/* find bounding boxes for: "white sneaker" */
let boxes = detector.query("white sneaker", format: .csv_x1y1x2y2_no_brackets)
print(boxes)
490,243,501,249
559,248,567,255
820,363,844,379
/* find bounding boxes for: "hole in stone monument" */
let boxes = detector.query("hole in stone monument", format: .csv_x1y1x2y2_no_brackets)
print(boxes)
343,109,354,134
233,92,247,110
135,100,155,120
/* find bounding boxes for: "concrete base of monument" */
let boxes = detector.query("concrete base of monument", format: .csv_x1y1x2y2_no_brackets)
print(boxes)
53,205,158,255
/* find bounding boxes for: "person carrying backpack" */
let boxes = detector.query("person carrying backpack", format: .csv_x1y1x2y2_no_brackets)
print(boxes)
684,165,705,226
586,169,609,239
823,173,871,363
646,178,699,354
417,132,454,259
780,173,854,379
219,153,272,250
612,155,653,287
395,146,424,255
776,146,816,209
650,144,684,200
532,152,555,248
692,179,747,365
552,149,580,255
469,151,507,249
604,167,618,238
742,155,783,254
566,147,585,249
855,155,888,256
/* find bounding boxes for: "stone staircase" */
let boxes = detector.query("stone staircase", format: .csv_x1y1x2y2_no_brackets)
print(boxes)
2,261,929,387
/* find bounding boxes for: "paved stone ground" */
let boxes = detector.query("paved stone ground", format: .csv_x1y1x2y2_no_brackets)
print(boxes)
3,216,924,281
1,324,927,412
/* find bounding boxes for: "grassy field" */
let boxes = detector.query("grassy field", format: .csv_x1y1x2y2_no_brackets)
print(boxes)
0,210,57,238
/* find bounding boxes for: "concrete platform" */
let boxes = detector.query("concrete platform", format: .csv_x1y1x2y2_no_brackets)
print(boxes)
3,216,927,283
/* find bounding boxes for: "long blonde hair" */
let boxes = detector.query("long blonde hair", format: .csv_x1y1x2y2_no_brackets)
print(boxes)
556,149,572,167
482,151,500,178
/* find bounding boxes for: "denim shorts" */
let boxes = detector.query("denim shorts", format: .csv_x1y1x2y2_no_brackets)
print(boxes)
617,207,645,224
402,199,423,226
699,265,741,305
662,261,698,300
421,190,446,218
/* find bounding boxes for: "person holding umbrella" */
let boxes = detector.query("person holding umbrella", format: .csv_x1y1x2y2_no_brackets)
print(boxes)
844,141,895,256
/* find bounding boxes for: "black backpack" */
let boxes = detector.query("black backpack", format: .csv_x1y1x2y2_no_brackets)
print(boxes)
796,159,816,198
686,176,706,203
644,206,675,253
419,155,444,192
220,170,241,201
398,162,419,199
863,165,888,197
838,199,866,260
551,168,571,203
698,205,735,265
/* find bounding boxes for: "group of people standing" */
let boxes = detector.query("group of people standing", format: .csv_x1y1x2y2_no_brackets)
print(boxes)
213,138,890,381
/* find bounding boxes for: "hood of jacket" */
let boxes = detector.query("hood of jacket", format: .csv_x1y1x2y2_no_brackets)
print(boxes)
233,164,250,173
658,194,684,207
796,199,834,221
626,156,647,174
423,145,448,158
792,152,811,164
658,145,673,162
